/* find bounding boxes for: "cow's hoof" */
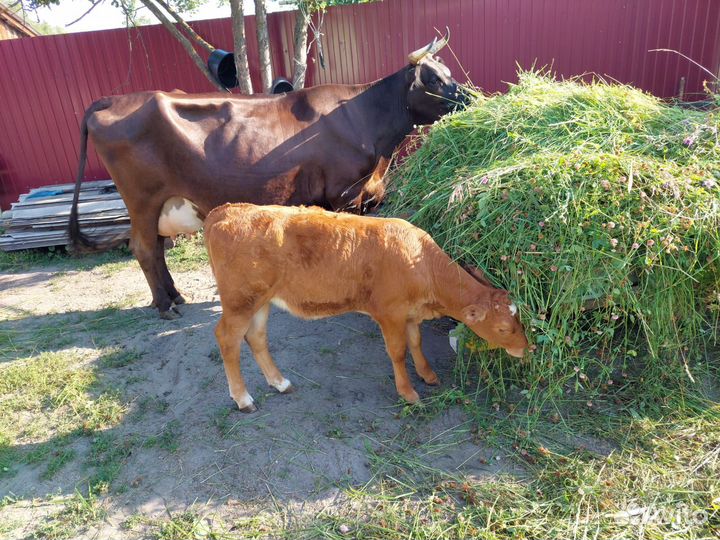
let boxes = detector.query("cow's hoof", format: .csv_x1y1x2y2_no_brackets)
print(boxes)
160,307,182,320
173,294,186,305
238,402,258,413
423,373,440,386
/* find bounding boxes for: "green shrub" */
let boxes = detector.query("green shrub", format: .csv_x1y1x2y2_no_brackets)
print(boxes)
388,70,720,405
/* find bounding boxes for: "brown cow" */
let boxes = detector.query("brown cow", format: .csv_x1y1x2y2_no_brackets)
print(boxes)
68,36,468,319
205,203,528,412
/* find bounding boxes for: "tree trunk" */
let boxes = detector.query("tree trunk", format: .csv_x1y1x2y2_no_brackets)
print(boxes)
136,0,225,91
254,0,273,92
230,0,253,94
292,6,311,89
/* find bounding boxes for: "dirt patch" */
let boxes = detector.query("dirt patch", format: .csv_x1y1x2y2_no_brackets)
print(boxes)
0,261,519,538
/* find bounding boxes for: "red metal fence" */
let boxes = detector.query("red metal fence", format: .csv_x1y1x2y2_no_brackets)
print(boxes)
1,0,719,210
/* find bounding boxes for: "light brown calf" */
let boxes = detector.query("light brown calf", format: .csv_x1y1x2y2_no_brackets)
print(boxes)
205,203,529,412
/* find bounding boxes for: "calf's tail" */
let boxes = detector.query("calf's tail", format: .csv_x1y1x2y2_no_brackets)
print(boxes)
68,98,117,252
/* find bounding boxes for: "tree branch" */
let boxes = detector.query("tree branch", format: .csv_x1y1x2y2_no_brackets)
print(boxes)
153,0,214,56
65,0,102,27
136,0,226,92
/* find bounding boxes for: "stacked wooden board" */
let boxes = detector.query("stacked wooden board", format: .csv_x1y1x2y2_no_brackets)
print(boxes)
0,180,131,251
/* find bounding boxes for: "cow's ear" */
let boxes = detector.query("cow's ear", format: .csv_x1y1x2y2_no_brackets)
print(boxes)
407,64,416,76
462,304,488,323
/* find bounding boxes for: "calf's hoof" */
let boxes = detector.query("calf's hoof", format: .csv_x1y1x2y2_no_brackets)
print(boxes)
173,294,186,305
279,384,295,394
238,402,258,413
422,373,440,386
233,391,256,412
272,378,294,394
400,389,421,404
159,307,182,320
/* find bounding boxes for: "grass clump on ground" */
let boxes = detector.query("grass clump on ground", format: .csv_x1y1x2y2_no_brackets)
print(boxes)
387,70,720,409
0,244,133,273
0,351,126,480
0,230,206,274
166,232,208,272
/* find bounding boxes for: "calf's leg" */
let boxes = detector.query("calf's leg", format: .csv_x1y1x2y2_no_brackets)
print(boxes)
406,323,439,385
215,312,256,412
244,304,293,394
377,318,420,403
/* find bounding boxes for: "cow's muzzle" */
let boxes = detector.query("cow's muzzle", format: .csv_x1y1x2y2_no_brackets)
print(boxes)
444,85,471,112
452,86,473,110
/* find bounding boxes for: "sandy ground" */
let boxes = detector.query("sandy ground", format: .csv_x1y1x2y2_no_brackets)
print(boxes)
0,261,523,538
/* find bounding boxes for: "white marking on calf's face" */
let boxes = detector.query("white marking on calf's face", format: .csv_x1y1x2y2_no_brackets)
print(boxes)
509,303,518,317
158,196,203,237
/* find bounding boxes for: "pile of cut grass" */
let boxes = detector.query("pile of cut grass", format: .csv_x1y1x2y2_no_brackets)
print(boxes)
388,70,720,407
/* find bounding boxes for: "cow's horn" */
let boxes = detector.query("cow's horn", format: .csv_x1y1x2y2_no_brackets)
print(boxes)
429,27,449,55
408,28,450,64
408,37,437,65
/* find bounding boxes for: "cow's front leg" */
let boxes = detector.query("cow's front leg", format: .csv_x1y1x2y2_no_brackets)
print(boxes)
406,322,439,385
377,318,419,403
215,313,255,412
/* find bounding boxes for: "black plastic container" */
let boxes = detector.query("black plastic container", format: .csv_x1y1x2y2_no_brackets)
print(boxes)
208,49,237,89
271,77,294,94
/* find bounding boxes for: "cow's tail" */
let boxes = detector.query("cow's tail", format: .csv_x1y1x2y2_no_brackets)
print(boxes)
68,98,118,252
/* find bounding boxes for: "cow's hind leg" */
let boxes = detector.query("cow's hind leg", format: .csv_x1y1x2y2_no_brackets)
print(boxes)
130,218,177,319
406,322,439,385
155,236,185,306
245,304,293,394
215,312,256,412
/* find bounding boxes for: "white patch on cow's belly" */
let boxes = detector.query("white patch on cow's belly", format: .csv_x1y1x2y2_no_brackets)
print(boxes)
158,197,203,237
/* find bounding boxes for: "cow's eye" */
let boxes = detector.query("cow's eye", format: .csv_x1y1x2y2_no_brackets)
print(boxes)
429,75,440,85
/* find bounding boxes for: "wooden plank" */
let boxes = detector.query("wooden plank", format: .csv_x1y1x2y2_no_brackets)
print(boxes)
11,213,129,226
1,225,130,240
0,225,131,251
18,179,114,200
1,177,130,251
34,179,115,191
28,218,130,229
14,191,122,209
10,199,127,221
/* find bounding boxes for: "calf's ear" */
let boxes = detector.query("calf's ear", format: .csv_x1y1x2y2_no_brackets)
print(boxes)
463,265,493,287
462,304,488,323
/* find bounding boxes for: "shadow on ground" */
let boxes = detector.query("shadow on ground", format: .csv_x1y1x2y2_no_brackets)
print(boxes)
1,296,525,524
